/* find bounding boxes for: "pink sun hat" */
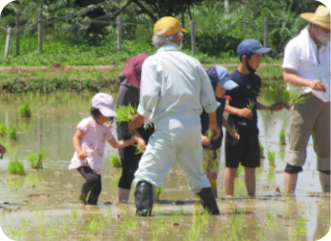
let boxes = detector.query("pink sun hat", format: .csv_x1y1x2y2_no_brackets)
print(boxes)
123,53,150,88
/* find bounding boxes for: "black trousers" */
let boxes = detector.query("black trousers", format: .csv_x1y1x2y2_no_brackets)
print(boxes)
77,166,102,205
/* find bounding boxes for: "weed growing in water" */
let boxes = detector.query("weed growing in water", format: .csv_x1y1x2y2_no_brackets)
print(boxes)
8,122,17,140
19,101,31,118
267,151,276,167
279,125,286,145
0,123,7,136
26,149,43,169
155,185,163,201
110,154,122,167
8,158,25,175
235,164,244,177
259,141,264,158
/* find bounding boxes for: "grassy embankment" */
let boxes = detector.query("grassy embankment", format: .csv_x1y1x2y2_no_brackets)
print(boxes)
0,37,283,93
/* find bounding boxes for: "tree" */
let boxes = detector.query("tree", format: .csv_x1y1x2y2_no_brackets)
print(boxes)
131,0,205,22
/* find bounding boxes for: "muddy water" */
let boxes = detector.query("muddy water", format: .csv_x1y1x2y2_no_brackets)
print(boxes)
0,93,329,241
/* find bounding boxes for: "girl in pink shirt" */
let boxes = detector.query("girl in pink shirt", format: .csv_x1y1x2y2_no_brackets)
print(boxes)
69,93,140,205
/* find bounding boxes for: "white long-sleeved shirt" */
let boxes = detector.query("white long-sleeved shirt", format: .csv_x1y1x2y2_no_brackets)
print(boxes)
137,43,220,122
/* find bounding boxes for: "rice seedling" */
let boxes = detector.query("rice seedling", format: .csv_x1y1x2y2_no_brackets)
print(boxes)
86,215,98,235
279,125,286,145
71,207,77,219
155,185,163,201
205,129,213,142
178,207,184,215
261,82,307,110
116,104,136,125
267,151,276,167
0,123,7,136
265,211,275,229
133,144,145,155
8,158,26,175
110,154,122,167
235,164,244,177
126,216,138,230
231,125,239,145
19,101,31,118
8,122,17,140
247,99,256,110
26,149,44,169
295,215,307,236
259,141,265,158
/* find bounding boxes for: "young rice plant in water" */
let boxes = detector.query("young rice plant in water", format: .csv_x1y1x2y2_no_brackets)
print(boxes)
259,141,264,158
267,151,276,167
0,123,7,136
19,101,31,118
156,185,163,201
8,158,26,175
261,82,306,109
235,164,244,177
9,122,17,140
110,154,121,167
279,125,286,145
27,149,44,169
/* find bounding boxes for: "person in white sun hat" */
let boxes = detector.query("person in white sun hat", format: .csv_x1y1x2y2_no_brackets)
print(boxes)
69,93,142,205
282,5,330,193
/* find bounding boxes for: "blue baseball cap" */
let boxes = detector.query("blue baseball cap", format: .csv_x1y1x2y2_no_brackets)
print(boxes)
237,39,272,57
207,66,238,90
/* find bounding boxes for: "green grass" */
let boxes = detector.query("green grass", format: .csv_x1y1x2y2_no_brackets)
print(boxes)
19,101,31,118
279,125,286,145
26,149,44,169
267,151,276,167
0,123,7,136
261,82,307,109
8,122,17,140
110,154,122,167
116,104,136,125
8,158,26,175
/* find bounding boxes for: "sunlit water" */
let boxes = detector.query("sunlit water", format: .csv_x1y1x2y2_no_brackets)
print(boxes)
0,93,329,241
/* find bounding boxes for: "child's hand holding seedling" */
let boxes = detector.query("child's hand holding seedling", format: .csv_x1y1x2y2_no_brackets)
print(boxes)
201,134,211,147
237,107,253,119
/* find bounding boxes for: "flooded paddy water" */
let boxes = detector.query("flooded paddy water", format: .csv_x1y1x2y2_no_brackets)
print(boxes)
0,92,329,241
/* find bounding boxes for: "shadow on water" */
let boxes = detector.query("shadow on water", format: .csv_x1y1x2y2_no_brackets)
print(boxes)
0,93,329,240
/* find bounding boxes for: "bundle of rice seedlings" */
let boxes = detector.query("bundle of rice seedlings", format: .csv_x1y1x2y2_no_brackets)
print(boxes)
110,154,122,167
116,104,136,125
267,151,276,167
261,82,307,110
155,185,163,201
247,100,256,110
26,149,43,169
279,125,286,145
133,144,145,155
205,129,213,142
0,123,7,137
8,158,26,175
9,122,17,140
19,101,31,118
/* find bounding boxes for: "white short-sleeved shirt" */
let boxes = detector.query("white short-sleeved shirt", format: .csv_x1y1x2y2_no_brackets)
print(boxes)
68,117,114,174
282,26,330,102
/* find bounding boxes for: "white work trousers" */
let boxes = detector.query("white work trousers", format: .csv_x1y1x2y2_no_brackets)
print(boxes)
134,113,211,193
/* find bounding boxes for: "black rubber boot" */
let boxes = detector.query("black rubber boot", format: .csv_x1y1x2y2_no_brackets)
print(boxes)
135,181,154,217
196,187,220,215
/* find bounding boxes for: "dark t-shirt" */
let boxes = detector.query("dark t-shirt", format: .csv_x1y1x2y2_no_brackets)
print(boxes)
200,98,225,150
227,68,261,130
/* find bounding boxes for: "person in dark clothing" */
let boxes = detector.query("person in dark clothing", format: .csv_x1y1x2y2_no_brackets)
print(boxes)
116,53,154,203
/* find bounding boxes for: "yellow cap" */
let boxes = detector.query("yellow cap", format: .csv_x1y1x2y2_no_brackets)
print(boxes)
153,16,187,36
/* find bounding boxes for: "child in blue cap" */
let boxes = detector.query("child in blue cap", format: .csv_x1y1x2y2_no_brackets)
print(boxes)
224,39,283,197
200,66,240,197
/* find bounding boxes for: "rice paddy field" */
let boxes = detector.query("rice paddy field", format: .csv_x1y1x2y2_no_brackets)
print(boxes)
0,92,329,241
